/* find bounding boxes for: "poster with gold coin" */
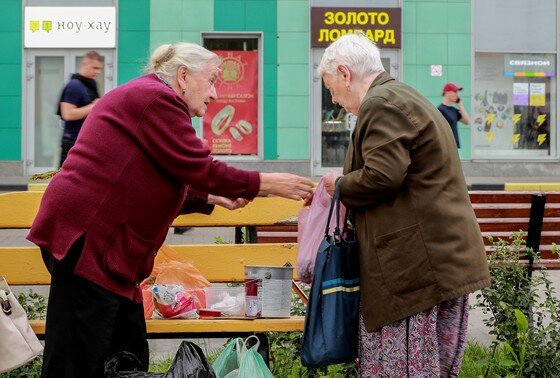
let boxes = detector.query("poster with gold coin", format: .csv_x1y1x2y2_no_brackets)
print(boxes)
203,50,258,155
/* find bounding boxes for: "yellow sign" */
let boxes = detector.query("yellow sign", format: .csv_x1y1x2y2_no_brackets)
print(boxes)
529,83,546,106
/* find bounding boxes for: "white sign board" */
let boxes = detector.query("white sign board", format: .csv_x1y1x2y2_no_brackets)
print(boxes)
25,7,116,48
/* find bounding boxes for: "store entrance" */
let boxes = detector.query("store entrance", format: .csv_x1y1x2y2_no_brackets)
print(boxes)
23,49,115,175
310,48,399,177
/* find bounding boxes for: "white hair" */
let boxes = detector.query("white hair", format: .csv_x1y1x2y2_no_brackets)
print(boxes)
317,33,385,78
147,42,221,80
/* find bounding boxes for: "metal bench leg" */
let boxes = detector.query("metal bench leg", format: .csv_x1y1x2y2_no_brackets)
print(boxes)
235,226,257,243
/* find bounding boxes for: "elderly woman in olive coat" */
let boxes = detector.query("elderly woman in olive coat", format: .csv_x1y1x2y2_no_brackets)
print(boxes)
318,34,490,377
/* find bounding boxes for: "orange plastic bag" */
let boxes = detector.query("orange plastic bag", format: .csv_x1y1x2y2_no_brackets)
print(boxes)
141,281,154,320
143,246,211,319
153,246,211,308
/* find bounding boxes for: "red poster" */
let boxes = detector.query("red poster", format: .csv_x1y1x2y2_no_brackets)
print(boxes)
203,50,258,155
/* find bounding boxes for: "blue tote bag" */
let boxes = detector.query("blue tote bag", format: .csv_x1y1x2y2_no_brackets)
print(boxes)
301,183,360,368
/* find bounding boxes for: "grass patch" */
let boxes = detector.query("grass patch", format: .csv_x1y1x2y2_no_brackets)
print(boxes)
460,341,491,377
149,357,173,373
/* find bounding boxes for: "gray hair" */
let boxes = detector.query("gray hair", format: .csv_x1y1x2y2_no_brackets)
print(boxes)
317,33,385,78
147,42,221,80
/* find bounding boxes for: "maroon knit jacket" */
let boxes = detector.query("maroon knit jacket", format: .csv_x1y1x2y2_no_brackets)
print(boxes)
28,74,260,302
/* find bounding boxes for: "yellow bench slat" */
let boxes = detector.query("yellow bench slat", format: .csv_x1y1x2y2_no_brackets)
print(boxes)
27,183,48,191
0,191,44,228
173,197,301,226
29,317,305,335
1,243,299,285
0,192,302,228
505,183,560,191
0,247,49,284
145,317,305,333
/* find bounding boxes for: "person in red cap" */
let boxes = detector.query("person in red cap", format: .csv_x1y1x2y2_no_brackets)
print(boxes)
438,82,470,148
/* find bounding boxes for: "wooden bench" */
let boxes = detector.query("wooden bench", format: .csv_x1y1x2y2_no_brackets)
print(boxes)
255,191,560,269
2,189,559,333
471,191,560,268
0,191,306,358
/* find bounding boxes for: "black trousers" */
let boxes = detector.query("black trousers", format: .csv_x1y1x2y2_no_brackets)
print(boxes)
41,237,149,378
59,137,75,167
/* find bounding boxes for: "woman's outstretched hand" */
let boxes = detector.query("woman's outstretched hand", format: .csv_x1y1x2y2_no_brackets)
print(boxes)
208,195,250,210
258,173,314,201
303,171,341,206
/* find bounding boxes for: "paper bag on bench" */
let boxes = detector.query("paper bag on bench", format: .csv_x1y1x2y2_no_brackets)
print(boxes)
0,276,43,373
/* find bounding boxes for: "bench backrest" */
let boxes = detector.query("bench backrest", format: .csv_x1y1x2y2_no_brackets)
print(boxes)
470,191,560,259
258,191,560,261
2,189,560,287
0,191,302,286
0,191,302,229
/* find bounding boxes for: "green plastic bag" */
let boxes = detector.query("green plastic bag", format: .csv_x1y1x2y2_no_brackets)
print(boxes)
238,348,273,378
213,336,273,378
212,338,241,378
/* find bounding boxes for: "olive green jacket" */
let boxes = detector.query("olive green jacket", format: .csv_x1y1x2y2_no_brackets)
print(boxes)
340,72,490,332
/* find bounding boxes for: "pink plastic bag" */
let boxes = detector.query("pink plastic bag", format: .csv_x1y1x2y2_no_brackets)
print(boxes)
297,176,346,284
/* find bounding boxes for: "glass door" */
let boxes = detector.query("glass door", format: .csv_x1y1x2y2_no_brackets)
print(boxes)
311,48,399,176
24,49,114,174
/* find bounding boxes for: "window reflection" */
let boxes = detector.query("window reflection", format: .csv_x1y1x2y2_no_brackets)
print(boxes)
320,57,392,167
321,83,349,167
472,53,556,158
35,56,64,167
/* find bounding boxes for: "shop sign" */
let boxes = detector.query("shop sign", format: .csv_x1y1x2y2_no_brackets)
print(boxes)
504,54,556,77
203,51,258,156
24,7,116,48
311,7,401,48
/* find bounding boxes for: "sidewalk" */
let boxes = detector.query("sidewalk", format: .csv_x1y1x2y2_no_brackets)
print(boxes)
2,226,559,359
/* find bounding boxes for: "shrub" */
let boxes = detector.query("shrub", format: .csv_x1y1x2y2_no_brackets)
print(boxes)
475,232,560,377
17,290,47,320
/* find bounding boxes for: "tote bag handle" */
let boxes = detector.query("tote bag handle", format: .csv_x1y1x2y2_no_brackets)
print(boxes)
323,179,344,240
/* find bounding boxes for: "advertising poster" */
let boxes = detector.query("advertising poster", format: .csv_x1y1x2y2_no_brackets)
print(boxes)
203,50,258,155
529,83,546,107
512,83,529,106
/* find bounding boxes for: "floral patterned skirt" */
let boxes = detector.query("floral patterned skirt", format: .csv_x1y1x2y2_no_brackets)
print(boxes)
359,295,469,378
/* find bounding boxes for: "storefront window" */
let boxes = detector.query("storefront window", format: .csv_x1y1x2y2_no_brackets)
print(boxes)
320,57,391,167
472,53,556,159
321,87,349,167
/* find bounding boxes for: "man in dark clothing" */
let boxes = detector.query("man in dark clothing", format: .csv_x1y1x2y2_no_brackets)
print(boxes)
437,82,470,148
58,50,103,166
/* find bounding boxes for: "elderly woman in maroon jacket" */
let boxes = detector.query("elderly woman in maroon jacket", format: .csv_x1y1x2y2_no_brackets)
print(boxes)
314,34,490,377
28,42,313,378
